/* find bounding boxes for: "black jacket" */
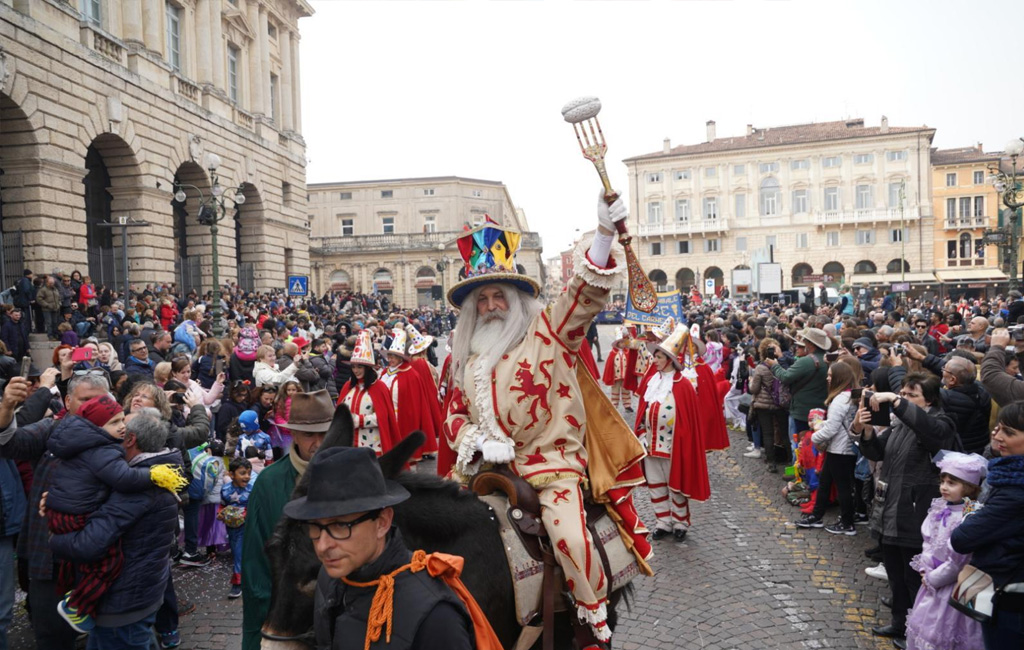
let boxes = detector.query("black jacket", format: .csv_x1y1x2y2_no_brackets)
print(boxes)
939,381,992,454
313,529,472,650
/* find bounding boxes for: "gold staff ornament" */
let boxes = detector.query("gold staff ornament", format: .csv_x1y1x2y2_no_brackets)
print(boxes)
561,96,658,313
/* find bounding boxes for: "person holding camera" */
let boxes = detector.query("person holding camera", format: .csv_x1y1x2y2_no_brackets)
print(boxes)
981,328,1024,407
748,338,788,471
764,328,830,440
851,372,958,646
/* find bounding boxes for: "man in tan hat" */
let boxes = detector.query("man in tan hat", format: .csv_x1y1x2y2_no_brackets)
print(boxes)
241,390,334,650
764,328,830,440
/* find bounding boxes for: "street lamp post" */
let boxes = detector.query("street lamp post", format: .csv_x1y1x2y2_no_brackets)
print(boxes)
435,248,452,315
986,137,1024,292
173,153,246,336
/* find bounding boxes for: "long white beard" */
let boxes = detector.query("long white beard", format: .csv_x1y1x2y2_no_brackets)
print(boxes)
470,313,513,375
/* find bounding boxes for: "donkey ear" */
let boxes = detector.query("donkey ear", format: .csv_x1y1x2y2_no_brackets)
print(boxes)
321,402,354,449
378,431,425,479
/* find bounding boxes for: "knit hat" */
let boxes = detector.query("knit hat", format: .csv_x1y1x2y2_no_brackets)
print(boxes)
934,450,988,487
236,327,260,361
852,337,875,351
238,410,260,433
79,394,123,428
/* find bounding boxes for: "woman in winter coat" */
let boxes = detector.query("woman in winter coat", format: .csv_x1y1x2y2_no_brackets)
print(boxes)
795,362,858,533
852,371,958,642
78,275,97,312
748,338,789,471
252,345,299,388
950,402,1024,649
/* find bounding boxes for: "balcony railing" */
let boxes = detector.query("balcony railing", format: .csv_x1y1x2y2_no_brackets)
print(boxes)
944,216,988,229
311,230,542,254
637,218,729,237
813,207,921,225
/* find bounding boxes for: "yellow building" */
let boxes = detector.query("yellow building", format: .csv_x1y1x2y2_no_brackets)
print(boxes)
930,146,1006,298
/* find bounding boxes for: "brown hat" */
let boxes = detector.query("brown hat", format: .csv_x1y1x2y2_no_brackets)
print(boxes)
286,390,334,433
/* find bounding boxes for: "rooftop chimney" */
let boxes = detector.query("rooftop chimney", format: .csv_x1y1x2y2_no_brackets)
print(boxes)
880,115,889,133
706,120,716,143
746,124,754,137
663,137,671,154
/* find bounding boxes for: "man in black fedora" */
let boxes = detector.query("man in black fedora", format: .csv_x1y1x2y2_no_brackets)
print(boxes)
242,390,334,650
286,447,475,650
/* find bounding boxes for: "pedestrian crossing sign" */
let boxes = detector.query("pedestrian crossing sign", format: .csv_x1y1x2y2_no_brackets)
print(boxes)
287,275,308,296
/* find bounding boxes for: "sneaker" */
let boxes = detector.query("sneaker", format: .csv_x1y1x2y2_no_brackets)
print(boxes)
825,521,857,536
178,551,211,567
795,514,824,528
57,595,94,633
160,631,182,649
228,584,242,599
854,512,870,525
742,448,763,459
745,443,755,452
865,563,888,581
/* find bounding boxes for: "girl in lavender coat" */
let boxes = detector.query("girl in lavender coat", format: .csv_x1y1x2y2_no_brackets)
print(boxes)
905,451,986,650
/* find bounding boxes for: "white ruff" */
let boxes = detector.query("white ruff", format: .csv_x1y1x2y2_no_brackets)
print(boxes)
644,370,675,404
572,237,624,290
455,357,512,477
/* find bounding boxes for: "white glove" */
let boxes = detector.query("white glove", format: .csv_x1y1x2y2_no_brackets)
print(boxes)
597,190,628,232
480,438,516,465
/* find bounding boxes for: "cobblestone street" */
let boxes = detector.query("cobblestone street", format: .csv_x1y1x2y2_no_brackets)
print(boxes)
9,329,893,649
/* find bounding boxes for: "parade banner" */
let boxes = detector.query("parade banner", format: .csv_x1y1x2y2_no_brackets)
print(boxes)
624,290,684,326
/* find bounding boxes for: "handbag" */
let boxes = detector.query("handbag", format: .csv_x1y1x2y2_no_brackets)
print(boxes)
738,393,753,415
949,565,996,622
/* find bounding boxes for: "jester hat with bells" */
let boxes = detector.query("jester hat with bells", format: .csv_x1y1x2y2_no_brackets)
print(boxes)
447,217,541,308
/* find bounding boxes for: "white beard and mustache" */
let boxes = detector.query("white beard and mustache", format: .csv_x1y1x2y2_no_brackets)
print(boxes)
451,285,542,384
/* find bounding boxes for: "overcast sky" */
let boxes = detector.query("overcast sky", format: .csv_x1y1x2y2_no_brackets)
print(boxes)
301,0,1024,260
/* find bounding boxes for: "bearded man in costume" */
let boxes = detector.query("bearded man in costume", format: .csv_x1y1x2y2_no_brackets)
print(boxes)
442,198,649,648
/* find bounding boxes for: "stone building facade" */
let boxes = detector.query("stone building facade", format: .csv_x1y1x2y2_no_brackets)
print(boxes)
0,0,312,295
929,146,1006,297
307,176,544,308
623,117,937,296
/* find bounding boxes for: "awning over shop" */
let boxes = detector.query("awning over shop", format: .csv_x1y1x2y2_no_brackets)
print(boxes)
933,268,1009,283
849,272,938,285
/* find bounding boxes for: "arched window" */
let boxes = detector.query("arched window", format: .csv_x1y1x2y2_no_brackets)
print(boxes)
854,260,877,274
823,261,845,285
792,263,813,285
372,268,394,294
886,259,910,273
648,269,668,291
675,268,695,291
760,177,781,216
329,270,351,292
705,266,724,289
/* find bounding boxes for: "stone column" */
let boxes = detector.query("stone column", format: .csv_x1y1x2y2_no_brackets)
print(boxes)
121,0,144,45
195,0,212,84
209,0,225,91
258,6,272,120
291,33,302,133
142,0,162,53
279,28,294,131
246,0,263,115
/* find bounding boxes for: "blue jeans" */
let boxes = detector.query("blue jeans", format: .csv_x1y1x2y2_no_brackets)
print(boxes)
85,612,157,650
983,607,1024,649
182,499,200,555
227,525,244,577
0,536,14,650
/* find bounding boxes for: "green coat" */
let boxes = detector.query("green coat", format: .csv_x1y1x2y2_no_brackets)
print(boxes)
241,455,299,650
770,351,828,422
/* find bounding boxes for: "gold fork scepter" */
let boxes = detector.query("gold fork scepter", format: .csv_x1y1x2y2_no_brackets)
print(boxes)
561,97,658,313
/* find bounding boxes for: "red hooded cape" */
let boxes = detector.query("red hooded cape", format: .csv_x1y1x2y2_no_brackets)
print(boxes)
382,363,434,462
695,362,730,451
601,348,625,386
337,379,402,456
410,358,442,454
634,370,711,501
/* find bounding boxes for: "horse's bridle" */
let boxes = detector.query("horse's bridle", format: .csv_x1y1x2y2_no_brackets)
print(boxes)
260,629,317,647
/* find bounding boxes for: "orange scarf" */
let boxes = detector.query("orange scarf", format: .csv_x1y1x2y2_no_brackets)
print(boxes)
341,549,502,650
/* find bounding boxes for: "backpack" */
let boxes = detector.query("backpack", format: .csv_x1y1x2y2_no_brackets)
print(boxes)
769,376,792,409
236,327,260,361
187,444,222,501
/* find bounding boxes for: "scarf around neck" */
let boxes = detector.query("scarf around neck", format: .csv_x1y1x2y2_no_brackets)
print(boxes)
288,441,309,477
987,455,1024,488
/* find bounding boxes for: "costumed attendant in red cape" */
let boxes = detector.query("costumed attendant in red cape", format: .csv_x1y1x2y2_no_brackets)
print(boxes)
379,326,434,465
602,327,632,411
687,324,731,451
635,324,711,540
336,330,402,455
631,316,676,388
405,323,442,457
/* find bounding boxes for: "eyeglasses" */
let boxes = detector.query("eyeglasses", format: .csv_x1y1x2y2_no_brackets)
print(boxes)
305,510,380,541
73,369,108,378
131,347,146,353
